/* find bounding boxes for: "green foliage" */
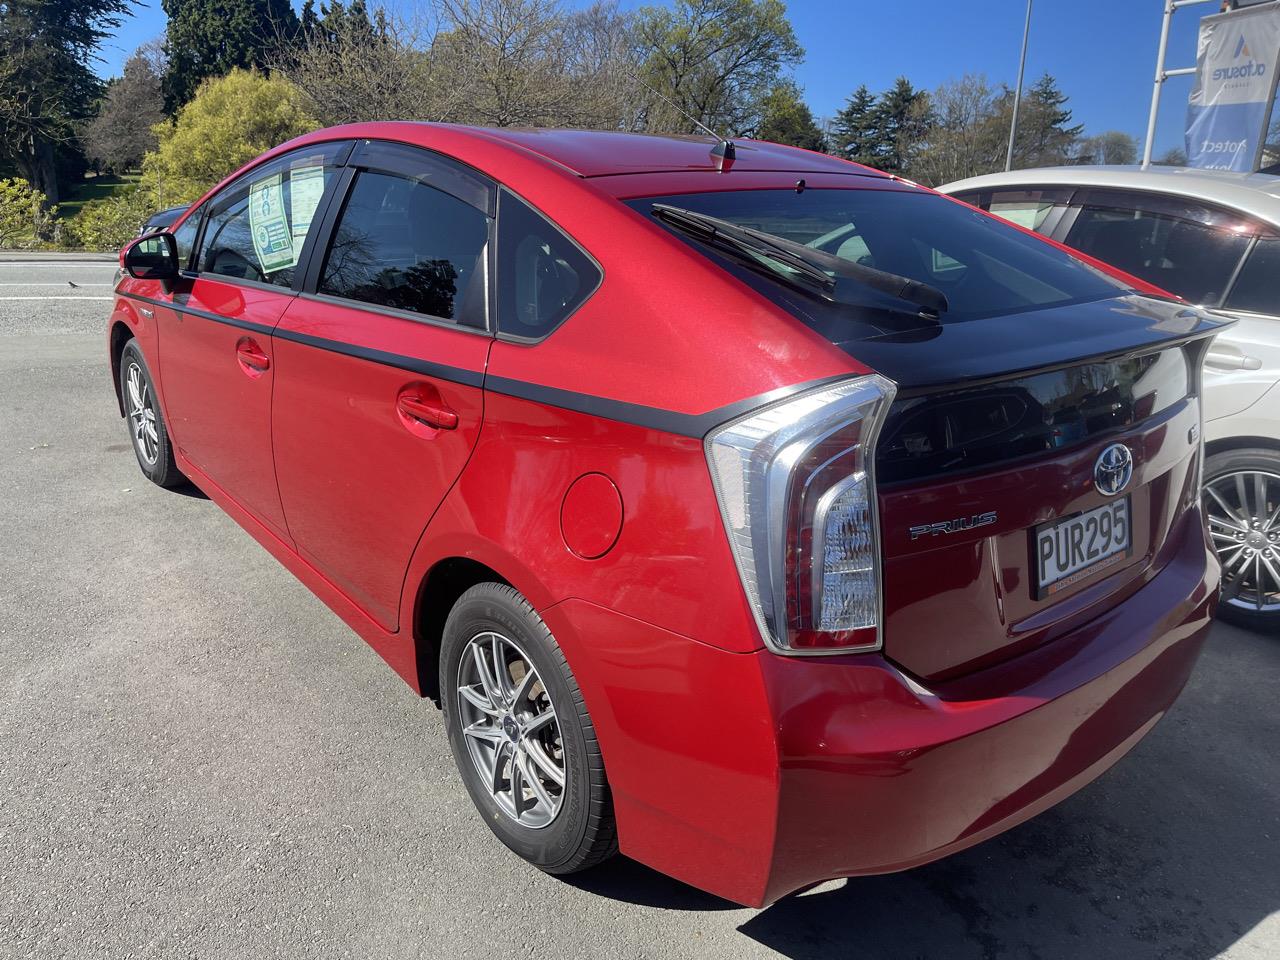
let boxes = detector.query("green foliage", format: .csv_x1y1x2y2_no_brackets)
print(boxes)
754,80,825,151
63,188,154,251
0,0,131,203
1007,74,1082,168
162,0,300,111
634,0,803,136
142,69,318,206
830,77,929,175
0,178,54,248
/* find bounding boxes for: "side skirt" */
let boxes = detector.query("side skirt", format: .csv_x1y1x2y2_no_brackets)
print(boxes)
174,450,424,695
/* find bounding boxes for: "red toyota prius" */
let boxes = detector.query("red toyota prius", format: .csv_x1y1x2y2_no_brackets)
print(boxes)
109,123,1223,908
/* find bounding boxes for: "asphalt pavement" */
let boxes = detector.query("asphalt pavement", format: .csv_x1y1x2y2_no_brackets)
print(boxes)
1,255,1277,959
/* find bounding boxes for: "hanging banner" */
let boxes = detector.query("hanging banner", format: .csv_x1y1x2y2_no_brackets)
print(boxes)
1186,3,1280,171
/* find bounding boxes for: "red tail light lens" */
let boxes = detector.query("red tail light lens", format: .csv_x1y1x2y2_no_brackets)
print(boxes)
705,375,897,655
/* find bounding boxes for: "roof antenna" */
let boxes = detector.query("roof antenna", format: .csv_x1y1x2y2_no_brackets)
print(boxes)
626,70,736,171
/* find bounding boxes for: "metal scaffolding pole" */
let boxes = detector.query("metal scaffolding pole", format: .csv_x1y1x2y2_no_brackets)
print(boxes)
1142,0,1215,168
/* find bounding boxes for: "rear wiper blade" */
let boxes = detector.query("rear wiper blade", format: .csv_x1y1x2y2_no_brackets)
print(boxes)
651,203,948,317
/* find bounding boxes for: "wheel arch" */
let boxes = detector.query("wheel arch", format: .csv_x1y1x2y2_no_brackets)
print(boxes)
109,320,134,416
1205,435,1280,460
411,555,514,703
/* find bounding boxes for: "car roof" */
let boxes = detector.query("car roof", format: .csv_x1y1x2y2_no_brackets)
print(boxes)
444,125,882,179
937,164,1280,229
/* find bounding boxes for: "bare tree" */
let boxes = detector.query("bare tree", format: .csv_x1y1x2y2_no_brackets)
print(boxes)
910,74,1007,187
271,7,447,125
84,42,166,173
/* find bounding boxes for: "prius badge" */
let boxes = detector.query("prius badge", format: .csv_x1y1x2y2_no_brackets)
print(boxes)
909,511,997,540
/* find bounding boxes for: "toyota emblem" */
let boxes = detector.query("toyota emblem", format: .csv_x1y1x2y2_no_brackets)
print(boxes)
1094,443,1133,496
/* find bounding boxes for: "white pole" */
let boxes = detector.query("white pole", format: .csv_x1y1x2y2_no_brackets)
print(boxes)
1006,0,1034,171
1143,0,1177,168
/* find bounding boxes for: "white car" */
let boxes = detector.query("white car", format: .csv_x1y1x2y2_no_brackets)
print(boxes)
940,165,1280,630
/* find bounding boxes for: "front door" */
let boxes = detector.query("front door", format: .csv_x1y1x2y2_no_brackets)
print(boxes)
158,142,348,541
271,144,495,631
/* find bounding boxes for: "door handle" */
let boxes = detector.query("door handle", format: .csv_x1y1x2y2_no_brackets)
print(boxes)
235,337,271,377
397,393,458,431
1204,350,1262,372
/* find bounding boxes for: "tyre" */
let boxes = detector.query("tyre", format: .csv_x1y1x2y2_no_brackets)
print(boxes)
119,340,183,489
440,583,617,874
1203,447,1280,632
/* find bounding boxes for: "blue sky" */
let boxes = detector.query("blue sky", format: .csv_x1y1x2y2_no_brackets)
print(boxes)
96,0,1211,156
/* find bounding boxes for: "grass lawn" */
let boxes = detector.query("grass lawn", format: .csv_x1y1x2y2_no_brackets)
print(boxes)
56,172,139,219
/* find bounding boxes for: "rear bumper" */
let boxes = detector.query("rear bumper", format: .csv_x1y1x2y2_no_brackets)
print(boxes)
542,509,1217,908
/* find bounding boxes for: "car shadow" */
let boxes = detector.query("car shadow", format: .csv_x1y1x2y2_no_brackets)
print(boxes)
574,623,1279,959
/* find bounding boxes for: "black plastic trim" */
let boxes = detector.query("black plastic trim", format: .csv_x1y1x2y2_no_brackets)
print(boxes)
115,290,847,437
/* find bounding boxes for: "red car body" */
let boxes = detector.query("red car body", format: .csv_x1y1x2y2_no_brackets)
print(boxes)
109,123,1222,907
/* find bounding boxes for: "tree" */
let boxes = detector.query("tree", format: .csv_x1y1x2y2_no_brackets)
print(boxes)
1074,130,1138,166
142,68,317,206
875,77,931,174
754,80,824,151
161,0,300,111
273,6,438,126
1010,73,1081,168
909,74,1007,187
830,85,880,167
1156,147,1187,167
431,0,638,129
0,0,130,203
829,78,929,175
85,43,166,173
633,0,803,136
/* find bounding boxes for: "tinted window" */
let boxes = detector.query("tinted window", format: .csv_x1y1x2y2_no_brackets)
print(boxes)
319,170,490,324
196,144,344,287
957,187,1073,233
1064,191,1253,305
628,188,1126,322
172,212,199,269
1224,238,1280,316
497,191,600,338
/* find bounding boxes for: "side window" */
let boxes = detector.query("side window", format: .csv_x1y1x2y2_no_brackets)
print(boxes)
1224,238,1280,316
1065,190,1253,305
496,191,601,339
195,143,345,288
319,170,491,324
952,188,1071,234
172,212,199,269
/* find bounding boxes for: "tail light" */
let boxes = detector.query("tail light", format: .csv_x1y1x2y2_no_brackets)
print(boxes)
705,375,897,655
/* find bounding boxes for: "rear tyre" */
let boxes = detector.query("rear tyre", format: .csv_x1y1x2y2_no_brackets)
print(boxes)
119,340,183,489
1203,448,1280,632
440,582,617,874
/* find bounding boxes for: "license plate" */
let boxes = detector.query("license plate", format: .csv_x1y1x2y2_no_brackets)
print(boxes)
1034,497,1132,598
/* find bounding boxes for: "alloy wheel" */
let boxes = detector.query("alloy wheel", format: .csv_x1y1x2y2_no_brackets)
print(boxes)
455,631,565,829
126,361,159,466
1204,469,1280,615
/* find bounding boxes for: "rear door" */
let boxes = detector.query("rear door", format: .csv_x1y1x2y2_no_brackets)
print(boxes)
159,142,350,540
270,141,494,631
1060,188,1278,424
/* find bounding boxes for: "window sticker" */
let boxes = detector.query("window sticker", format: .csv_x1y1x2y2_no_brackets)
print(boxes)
249,173,294,274
289,162,326,257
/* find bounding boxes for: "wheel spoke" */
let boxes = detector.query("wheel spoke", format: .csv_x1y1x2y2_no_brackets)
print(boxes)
1208,512,1246,533
509,747,524,820
459,683,498,716
462,719,503,744
511,668,536,708
489,635,514,705
524,739,565,787
1259,552,1280,599
521,708,555,737
517,749,554,811
1206,486,1248,529
471,641,501,707
1236,473,1252,520
492,739,511,794
1255,554,1266,610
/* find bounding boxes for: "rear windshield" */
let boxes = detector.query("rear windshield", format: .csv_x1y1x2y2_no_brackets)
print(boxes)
626,188,1127,323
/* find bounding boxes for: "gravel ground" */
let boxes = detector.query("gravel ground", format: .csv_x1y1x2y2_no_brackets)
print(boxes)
1,257,1277,960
